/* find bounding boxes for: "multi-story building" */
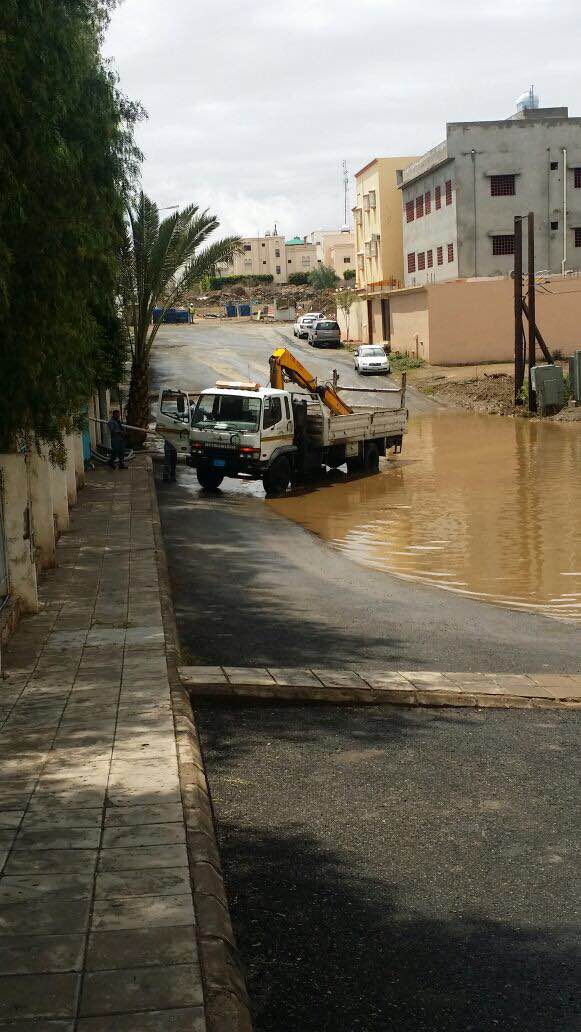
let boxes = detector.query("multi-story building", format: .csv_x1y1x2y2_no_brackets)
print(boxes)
284,237,318,278
307,228,355,278
224,233,286,283
354,157,418,292
398,99,581,287
219,234,317,284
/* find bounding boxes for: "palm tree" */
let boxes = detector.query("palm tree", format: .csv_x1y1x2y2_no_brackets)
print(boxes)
120,191,242,438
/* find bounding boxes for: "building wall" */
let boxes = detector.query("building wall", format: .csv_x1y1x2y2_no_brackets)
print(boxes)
354,157,417,290
328,240,355,279
449,117,581,277
388,275,581,365
285,241,317,277
223,235,286,282
401,159,459,286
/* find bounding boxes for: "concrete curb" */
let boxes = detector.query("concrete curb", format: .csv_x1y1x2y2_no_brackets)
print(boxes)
179,668,581,712
148,457,253,1032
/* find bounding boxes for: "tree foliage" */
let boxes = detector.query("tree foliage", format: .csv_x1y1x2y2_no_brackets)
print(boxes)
0,0,142,451
335,288,359,341
120,192,242,436
288,272,310,286
308,264,339,290
343,268,356,281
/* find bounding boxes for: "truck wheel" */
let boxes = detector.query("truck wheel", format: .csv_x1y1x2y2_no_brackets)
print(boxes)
263,457,291,497
196,465,224,490
364,443,380,473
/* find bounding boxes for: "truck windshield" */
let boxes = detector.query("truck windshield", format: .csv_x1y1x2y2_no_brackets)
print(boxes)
192,393,262,431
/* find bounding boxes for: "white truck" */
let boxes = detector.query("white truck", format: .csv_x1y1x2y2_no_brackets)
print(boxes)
156,347,407,496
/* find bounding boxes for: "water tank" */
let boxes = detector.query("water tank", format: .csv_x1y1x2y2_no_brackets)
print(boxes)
516,87,540,112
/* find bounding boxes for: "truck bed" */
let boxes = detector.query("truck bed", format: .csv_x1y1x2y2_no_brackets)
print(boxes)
306,403,407,447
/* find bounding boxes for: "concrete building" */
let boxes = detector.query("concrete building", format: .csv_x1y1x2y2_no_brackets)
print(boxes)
307,228,355,279
225,233,287,283
398,100,581,287
284,236,318,278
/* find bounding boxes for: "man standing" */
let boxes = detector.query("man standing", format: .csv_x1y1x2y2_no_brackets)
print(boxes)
107,409,127,469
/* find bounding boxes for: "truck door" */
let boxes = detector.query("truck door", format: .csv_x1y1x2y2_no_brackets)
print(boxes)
155,388,192,454
261,393,293,461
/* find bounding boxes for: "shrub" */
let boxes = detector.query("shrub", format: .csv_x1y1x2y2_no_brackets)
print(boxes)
209,274,273,289
343,268,356,281
309,264,339,289
288,272,310,285
389,352,425,371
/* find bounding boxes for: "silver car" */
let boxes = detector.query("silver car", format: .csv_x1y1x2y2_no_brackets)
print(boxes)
293,312,323,338
354,345,390,374
308,319,341,348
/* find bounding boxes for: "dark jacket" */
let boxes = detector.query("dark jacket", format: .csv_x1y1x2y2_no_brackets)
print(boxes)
107,416,124,441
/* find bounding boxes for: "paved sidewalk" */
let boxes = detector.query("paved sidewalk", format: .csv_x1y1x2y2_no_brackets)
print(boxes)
0,459,246,1030
180,665,581,708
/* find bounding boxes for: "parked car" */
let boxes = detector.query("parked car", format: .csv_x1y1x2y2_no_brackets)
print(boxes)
354,345,390,374
293,312,324,338
308,319,341,348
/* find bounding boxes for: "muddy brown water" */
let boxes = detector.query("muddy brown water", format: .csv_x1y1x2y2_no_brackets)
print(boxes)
269,411,581,623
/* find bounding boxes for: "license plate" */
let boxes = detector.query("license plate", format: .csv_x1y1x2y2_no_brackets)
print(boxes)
213,459,226,468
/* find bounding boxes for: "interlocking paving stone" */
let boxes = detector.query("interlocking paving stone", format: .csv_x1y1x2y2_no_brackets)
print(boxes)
103,803,183,827
95,867,191,900
101,823,186,849
91,893,195,931
77,1006,206,1031
0,972,79,1020
0,873,93,903
97,844,189,872
0,933,85,975
0,898,91,935
80,963,204,1017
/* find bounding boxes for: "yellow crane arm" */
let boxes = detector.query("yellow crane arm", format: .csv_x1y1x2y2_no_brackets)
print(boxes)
269,347,352,416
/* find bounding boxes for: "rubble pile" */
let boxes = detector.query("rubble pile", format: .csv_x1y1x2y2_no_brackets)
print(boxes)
187,282,338,318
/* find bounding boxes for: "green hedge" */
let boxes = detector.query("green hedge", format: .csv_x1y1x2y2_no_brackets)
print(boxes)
288,272,310,285
343,268,356,281
209,274,273,288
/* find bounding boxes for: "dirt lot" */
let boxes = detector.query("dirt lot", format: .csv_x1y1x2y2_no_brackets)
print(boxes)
414,363,580,420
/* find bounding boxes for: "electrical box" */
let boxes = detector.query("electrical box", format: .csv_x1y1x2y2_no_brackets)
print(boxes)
531,364,564,414
568,350,581,403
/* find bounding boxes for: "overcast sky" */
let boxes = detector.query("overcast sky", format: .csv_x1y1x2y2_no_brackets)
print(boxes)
105,0,580,240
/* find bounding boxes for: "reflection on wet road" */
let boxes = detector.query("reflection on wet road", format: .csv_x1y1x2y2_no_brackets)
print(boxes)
270,411,581,622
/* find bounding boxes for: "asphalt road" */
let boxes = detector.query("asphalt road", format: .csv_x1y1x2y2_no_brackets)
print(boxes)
149,320,437,412
197,701,580,1032
157,468,581,671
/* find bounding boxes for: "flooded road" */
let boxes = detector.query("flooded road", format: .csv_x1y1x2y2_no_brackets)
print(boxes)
270,412,581,623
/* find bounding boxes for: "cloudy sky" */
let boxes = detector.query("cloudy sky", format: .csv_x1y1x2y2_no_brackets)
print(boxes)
105,0,580,239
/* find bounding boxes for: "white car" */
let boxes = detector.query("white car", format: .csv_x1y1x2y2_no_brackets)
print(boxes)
293,312,324,338
354,345,391,375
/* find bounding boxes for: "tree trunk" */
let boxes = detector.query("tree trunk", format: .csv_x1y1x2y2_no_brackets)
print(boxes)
125,352,150,448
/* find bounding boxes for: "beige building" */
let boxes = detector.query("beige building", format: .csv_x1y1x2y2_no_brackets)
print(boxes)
307,228,355,279
284,236,318,278
223,233,286,283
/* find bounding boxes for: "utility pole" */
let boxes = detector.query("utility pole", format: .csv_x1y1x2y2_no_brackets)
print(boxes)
527,211,537,412
342,160,349,226
514,215,524,403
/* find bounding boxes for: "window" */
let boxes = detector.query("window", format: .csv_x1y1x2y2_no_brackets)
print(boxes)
418,252,425,270
407,252,416,273
427,249,433,269
447,243,454,263
436,245,443,265
550,161,558,171
243,259,252,267
445,180,453,205
574,168,581,188
490,175,515,196
425,190,431,215
287,258,292,264
575,228,581,248
551,220,559,231
284,396,290,420
261,242,265,247
435,185,441,210
276,265,281,274
263,396,282,430
406,200,414,223
343,256,351,263
243,244,252,251
275,248,280,257
262,261,266,265
492,235,514,255
416,195,424,219
301,258,311,267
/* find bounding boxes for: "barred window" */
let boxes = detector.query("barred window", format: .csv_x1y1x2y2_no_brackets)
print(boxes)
416,195,424,219
407,252,416,273
574,169,581,188
490,175,515,196
447,243,454,263
445,180,452,205
574,228,581,247
492,234,515,255
418,252,426,270
435,185,441,210
425,190,431,215
406,200,414,223
436,245,443,265
427,249,433,268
